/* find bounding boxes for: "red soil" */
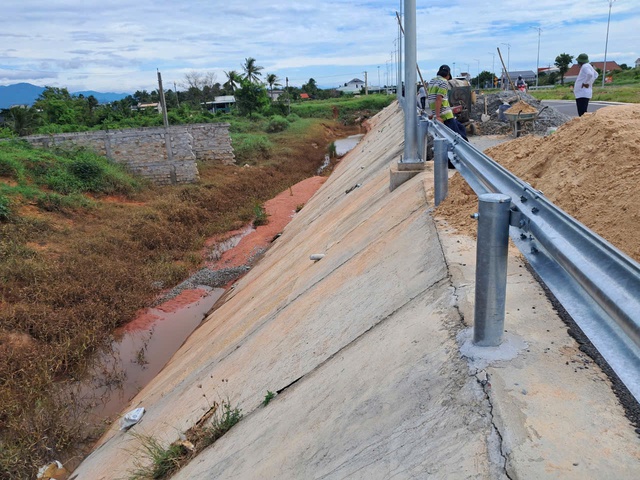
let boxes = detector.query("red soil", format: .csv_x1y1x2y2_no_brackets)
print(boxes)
206,176,327,270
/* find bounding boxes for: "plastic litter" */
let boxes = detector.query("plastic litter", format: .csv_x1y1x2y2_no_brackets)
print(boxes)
120,406,145,430
36,460,68,480
310,254,325,261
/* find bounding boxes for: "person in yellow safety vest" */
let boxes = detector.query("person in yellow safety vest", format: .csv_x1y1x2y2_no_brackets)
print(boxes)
427,64,468,141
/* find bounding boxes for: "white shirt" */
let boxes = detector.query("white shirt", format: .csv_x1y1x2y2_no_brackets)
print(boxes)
574,63,599,99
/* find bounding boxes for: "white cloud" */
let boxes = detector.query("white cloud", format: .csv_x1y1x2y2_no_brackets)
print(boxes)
1,1,638,92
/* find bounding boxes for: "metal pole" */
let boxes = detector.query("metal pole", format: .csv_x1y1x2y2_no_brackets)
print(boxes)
488,53,495,88
473,193,512,347
433,137,449,206
535,28,541,88
402,0,418,163
602,0,614,88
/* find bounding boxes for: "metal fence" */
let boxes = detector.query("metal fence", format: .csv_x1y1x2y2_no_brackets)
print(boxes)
425,118,640,403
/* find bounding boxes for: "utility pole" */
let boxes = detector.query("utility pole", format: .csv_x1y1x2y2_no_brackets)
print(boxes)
364,71,369,95
157,70,174,180
531,27,542,88
173,81,180,107
501,43,511,73
286,77,290,115
487,52,495,87
603,0,616,87
377,66,381,93
157,70,169,128
474,59,480,90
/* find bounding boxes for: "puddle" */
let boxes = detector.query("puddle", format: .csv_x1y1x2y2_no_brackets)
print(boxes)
73,286,225,422
334,134,364,156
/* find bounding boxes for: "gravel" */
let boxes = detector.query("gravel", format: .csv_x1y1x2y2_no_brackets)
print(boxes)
471,91,572,136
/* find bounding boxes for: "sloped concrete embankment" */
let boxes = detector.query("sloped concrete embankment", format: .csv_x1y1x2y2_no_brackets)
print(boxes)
72,102,639,479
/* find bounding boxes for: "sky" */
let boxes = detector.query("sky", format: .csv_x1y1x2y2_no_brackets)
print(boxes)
1,0,639,94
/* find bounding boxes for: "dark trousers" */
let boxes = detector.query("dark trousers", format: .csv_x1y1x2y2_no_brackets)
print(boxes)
444,118,469,141
576,97,590,116
420,97,426,110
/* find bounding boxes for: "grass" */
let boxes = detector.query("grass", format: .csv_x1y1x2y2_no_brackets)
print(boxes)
129,399,242,480
0,111,366,478
527,69,640,104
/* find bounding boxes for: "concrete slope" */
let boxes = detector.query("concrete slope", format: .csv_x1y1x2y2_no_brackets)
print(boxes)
72,103,640,479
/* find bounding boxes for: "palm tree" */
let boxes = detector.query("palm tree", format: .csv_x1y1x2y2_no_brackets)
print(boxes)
224,70,242,94
265,73,281,98
242,57,264,84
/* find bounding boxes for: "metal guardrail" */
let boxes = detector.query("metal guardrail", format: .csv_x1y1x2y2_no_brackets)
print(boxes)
426,118,640,403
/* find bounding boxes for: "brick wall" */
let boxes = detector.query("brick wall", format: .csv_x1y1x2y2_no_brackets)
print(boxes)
19,123,235,185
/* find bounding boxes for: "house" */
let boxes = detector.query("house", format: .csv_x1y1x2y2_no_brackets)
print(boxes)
337,78,365,94
203,95,236,113
538,66,559,74
267,89,284,101
564,61,622,82
635,58,640,69
299,93,311,100
502,70,537,83
136,102,161,112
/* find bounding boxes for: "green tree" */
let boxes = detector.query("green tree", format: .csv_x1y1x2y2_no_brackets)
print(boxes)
265,73,281,98
474,70,494,88
7,106,40,136
224,70,242,95
242,57,264,84
301,78,318,97
235,79,269,117
555,53,574,85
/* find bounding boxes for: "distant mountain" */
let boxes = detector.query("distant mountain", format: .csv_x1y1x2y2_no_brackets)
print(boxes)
72,90,131,104
0,83,130,109
0,83,45,109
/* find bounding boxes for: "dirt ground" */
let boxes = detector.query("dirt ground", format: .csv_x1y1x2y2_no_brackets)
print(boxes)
205,176,327,271
436,104,640,263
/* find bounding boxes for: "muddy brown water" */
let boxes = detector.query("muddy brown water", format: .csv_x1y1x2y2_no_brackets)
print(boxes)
73,287,225,424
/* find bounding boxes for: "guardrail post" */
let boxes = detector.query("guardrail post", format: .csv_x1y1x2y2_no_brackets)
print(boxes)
434,137,449,206
418,118,428,162
473,193,512,346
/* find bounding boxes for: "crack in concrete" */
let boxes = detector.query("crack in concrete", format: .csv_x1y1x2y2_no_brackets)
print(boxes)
272,275,447,403
433,218,512,480
473,369,513,480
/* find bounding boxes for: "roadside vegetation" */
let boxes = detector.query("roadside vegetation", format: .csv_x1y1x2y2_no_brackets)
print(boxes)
129,399,242,480
0,70,393,477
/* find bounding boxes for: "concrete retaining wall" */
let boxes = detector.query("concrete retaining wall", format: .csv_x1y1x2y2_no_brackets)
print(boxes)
21,123,235,185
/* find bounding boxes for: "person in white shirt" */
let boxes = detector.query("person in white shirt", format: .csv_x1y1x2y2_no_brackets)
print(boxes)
574,53,599,117
417,85,427,112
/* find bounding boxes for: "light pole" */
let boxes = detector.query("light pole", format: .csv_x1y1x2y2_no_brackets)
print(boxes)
474,59,480,90
531,27,541,88
453,62,456,77
377,66,381,93
501,42,511,74
602,0,616,87
487,52,495,87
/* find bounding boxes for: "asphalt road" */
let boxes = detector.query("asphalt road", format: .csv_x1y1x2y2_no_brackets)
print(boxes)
541,99,620,117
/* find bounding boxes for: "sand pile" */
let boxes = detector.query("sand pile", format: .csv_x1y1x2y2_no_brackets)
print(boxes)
436,104,640,262
504,100,538,115
470,91,571,136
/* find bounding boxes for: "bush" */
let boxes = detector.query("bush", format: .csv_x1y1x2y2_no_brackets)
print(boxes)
231,134,273,163
0,154,23,180
266,115,289,133
0,194,11,221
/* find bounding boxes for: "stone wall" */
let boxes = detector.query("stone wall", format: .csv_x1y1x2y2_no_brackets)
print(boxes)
20,123,234,185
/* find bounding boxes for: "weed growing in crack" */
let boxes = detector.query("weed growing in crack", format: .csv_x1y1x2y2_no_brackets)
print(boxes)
129,433,186,480
262,390,276,406
127,398,242,479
